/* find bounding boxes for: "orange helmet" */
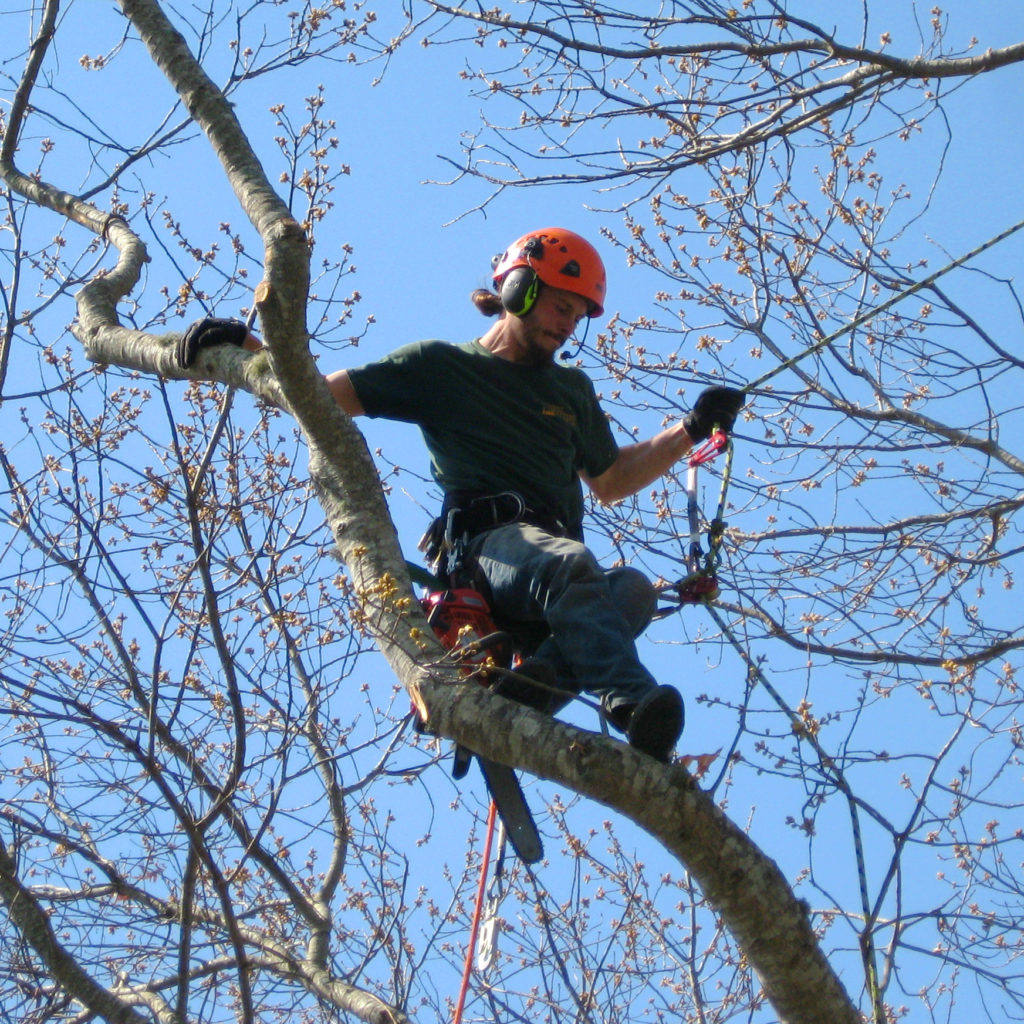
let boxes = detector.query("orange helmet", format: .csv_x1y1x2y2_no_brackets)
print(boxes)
491,227,606,317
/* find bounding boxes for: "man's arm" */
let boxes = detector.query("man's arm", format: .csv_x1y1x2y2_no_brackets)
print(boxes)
582,422,694,504
583,385,744,504
324,369,365,416
173,319,366,416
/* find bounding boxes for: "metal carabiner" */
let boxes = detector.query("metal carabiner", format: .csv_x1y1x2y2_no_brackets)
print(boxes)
475,822,508,974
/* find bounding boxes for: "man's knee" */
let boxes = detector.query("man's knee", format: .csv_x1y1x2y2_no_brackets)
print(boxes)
606,566,657,634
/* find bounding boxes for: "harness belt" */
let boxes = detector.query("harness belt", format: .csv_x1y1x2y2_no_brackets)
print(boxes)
447,491,571,540
419,490,577,577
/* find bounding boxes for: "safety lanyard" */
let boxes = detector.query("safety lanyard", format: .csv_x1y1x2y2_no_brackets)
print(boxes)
659,427,733,612
685,429,733,576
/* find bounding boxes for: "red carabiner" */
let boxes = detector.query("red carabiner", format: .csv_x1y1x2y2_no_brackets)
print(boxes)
689,428,729,467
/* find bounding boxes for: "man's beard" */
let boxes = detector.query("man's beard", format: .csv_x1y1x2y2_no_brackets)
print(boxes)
521,328,558,368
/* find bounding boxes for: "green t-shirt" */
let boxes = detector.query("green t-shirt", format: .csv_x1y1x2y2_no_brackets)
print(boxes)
348,339,619,533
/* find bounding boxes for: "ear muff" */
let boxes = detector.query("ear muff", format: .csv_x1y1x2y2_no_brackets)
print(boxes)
499,265,541,317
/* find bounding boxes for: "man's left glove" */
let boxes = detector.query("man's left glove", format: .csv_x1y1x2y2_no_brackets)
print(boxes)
683,385,745,442
176,317,249,369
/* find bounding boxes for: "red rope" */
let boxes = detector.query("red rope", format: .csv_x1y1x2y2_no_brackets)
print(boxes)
453,800,498,1024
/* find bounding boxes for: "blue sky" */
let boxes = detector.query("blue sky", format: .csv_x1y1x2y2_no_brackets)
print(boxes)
9,2,1024,1018
310,10,1024,1014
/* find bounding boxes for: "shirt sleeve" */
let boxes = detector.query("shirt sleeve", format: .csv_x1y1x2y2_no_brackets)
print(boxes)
346,341,436,422
575,372,619,479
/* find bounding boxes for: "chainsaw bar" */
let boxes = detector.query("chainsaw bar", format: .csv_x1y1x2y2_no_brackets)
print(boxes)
476,756,543,864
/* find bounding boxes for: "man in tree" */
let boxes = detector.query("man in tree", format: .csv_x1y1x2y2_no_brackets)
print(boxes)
179,227,743,762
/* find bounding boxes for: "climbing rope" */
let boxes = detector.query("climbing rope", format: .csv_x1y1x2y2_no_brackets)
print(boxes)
743,215,1024,396
453,801,499,1024
705,603,885,1019
656,429,734,614
660,214,1024,610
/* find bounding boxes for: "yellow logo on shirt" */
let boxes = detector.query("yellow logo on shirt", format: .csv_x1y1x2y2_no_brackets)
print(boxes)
541,404,577,427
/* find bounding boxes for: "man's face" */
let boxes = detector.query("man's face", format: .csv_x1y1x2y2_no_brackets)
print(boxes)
517,286,589,367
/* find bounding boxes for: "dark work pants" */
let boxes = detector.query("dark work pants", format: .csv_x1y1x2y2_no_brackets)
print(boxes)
465,523,658,722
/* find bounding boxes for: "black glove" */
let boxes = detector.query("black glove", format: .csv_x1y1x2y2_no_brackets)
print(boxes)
683,386,745,442
176,317,249,369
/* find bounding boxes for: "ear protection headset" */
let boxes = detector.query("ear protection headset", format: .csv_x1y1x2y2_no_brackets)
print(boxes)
494,236,545,317
498,265,542,316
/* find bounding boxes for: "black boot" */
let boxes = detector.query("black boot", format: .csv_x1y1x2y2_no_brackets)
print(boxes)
493,656,559,713
620,685,684,763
